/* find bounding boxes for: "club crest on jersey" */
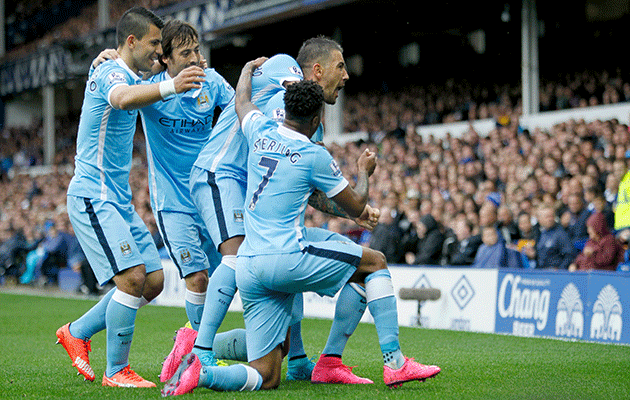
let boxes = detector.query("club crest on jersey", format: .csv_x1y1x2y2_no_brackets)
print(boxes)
180,249,192,264
289,66,303,77
329,160,342,177
107,72,126,86
234,209,244,223
119,241,132,257
89,80,97,92
196,91,211,109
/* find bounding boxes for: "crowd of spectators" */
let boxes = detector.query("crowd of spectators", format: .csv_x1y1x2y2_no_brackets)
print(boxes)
308,115,630,272
0,123,163,291
2,5,630,286
2,96,630,292
2,93,630,291
343,68,630,136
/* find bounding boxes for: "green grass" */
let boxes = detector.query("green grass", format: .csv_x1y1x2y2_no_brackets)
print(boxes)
1,292,629,399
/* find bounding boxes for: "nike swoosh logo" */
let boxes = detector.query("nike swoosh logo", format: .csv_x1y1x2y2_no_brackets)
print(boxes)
218,288,233,297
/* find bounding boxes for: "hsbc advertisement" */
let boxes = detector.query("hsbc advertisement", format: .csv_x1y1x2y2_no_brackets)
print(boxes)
495,269,630,344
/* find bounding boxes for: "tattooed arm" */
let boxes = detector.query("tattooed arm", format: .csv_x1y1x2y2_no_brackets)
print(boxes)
310,149,380,230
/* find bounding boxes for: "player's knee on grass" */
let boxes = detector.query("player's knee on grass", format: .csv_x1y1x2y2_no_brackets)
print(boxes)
250,345,284,390
185,270,209,292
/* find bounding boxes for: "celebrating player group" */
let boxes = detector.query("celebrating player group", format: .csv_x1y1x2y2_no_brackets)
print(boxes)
55,6,440,393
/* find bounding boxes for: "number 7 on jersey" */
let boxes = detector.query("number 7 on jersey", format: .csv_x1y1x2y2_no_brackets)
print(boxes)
249,156,279,210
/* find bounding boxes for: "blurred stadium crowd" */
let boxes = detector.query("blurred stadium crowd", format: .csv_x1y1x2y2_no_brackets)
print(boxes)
2,0,630,292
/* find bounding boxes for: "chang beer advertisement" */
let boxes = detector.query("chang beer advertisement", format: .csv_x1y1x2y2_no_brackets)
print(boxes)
495,270,588,339
585,271,630,344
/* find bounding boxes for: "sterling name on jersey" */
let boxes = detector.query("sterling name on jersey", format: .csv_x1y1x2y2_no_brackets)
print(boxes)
193,54,303,179
68,58,142,204
140,69,234,212
238,110,349,256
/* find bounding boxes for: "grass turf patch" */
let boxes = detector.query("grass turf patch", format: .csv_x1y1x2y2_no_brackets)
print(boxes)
1,292,629,399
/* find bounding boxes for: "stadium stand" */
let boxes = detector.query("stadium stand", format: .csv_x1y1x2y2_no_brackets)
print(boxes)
2,0,630,290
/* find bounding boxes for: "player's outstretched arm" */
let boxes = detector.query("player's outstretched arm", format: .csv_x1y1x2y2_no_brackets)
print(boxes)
234,57,268,123
331,149,377,218
109,66,206,110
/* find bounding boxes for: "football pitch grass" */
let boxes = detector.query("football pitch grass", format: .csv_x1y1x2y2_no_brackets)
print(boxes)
1,292,629,400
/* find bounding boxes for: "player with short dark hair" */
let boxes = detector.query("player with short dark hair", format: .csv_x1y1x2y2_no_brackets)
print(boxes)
55,7,205,388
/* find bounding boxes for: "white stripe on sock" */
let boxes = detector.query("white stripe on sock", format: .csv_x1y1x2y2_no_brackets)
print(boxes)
365,276,394,303
185,289,207,305
239,365,262,391
111,289,142,309
349,282,366,298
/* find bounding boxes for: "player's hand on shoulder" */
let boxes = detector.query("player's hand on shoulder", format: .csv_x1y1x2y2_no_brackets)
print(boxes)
357,148,377,176
92,48,119,69
173,66,206,93
243,57,269,73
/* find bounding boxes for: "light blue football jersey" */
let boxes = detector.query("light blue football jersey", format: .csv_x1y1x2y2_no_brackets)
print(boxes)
193,54,303,179
238,110,349,256
67,58,142,203
263,90,324,143
140,69,234,212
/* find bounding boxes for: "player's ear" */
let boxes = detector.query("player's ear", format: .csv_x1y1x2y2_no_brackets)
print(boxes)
310,113,321,133
312,63,323,79
126,34,137,49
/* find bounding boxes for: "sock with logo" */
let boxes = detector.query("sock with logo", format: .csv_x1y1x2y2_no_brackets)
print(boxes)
105,289,141,377
365,269,405,370
195,257,236,350
185,289,206,331
69,287,115,340
212,329,248,361
322,283,367,357
199,364,262,391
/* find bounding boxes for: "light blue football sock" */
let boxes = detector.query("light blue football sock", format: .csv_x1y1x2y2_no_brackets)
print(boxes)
184,289,206,330
288,322,306,359
212,329,248,361
322,283,366,356
69,287,115,340
105,289,141,377
199,364,262,391
365,269,405,369
195,259,236,350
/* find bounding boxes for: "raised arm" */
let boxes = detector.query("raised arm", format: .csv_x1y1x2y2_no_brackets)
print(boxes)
234,57,268,124
330,148,377,218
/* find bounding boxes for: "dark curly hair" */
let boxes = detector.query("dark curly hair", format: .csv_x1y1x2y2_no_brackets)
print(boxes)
283,80,324,125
